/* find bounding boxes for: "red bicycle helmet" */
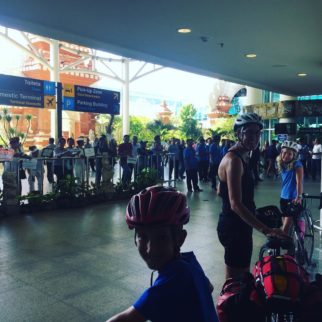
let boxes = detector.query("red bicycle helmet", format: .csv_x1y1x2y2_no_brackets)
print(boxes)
126,185,190,229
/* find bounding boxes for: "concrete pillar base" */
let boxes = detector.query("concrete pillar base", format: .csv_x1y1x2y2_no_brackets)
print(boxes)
3,205,20,216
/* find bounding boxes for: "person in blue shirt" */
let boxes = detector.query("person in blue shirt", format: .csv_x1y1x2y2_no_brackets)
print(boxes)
167,137,180,180
196,137,209,182
209,134,222,190
184,139,202,192
277,141,304,234
266,140,279,178
298,137,309,178
151,135,164,180
106,186,218,322
220,139,229,158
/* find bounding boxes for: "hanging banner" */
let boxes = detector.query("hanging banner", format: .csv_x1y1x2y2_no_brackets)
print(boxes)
298,127,322,134
244,99,322,119
0,74,56,109
63,84,120,114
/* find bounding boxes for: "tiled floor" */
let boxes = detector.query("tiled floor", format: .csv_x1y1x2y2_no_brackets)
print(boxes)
0,178,321,321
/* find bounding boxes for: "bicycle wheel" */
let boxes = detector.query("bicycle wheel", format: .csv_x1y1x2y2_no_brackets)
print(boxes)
292,209,314,266
302,208,314,265
292,230,305,266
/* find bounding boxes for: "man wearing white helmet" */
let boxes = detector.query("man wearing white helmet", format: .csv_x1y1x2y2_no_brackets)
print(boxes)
276,141,303,234
217,113,288,279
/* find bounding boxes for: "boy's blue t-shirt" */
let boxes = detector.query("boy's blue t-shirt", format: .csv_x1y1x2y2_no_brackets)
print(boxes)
280,160,303,200
133,252,218,322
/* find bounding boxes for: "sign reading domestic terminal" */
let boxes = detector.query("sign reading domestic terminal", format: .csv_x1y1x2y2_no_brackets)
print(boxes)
63,84,120,114
0,74,56,109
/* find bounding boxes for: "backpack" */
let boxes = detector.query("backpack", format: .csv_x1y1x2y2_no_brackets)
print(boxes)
216,272,265,322
253,254,309,313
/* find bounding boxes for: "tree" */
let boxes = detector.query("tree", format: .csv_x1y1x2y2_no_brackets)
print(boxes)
95,114,122,142
146,119,176,142
179,104,202,140
210,117,236,140
0,107,32,147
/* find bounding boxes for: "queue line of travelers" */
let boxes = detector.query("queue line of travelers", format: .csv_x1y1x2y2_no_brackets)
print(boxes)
4,131,320,198
1,133,238,196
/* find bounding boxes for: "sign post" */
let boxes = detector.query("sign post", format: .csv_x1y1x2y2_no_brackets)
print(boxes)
56,82,63,140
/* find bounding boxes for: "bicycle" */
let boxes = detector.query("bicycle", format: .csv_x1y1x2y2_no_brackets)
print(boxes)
302,192,322,233
257,199,315,269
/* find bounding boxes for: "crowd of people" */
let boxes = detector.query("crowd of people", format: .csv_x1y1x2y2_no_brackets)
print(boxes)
2,126,321,198
1,133,234,194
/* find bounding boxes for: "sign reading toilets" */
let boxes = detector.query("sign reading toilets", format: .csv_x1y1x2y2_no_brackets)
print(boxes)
63,83,120,114
0,74,56,109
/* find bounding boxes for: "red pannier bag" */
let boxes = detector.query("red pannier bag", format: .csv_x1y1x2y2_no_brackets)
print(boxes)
216,272,265,322
253,254,309,313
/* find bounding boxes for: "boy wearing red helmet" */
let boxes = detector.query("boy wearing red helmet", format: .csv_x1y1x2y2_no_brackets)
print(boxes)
106,185,218,322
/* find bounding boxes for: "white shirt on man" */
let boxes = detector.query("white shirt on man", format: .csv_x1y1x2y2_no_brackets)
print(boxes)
312,144,322,159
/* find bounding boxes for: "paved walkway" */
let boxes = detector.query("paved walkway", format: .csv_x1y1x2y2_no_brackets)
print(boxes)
0,178,321,321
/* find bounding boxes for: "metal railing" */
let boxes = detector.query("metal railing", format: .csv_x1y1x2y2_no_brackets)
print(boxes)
0,153,180,197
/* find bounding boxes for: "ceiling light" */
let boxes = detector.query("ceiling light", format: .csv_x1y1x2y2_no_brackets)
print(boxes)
245,53,257,58
297,73,307,77
177,28,191,34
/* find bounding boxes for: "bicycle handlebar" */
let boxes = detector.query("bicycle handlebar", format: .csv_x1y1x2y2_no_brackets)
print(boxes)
302,193,322,209
302,193,322,200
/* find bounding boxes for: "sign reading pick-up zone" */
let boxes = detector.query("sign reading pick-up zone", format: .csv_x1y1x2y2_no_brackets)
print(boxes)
0,74,56,108
63,84,120,114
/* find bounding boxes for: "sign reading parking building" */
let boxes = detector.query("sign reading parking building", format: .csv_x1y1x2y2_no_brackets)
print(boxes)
0,74,56,108
63,84,120,114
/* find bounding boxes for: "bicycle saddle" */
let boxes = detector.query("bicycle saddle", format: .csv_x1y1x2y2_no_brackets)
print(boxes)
265,236,294,251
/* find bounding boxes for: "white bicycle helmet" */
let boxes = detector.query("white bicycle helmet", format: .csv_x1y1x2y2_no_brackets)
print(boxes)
281,141,299,161
281,140,299,153
234,113,263,132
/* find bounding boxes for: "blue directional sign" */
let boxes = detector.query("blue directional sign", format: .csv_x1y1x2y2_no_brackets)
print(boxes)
0,74,56,108
63,83,120,114
277,134,288,142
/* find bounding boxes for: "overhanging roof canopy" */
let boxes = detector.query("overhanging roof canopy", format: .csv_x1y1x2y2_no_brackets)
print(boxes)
0,0,321,96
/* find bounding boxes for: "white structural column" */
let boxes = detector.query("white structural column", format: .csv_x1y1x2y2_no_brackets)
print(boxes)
243,86,263,108
50,39,60,139
279,96,297,140
279,95,296,101
122,59,130,135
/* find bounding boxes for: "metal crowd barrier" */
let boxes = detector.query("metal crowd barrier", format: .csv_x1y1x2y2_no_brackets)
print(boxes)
0,153,179,197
